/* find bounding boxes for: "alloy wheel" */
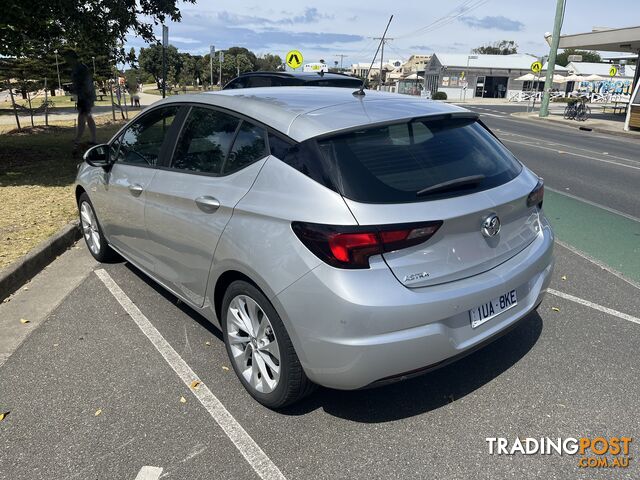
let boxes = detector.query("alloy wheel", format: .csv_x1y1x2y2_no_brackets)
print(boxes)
80,201,101,255
226,295,281,394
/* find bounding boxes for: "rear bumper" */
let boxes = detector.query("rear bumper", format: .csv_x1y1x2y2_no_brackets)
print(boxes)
275,217,554,390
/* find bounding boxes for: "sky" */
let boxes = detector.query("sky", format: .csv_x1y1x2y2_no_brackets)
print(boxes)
124,0,640,66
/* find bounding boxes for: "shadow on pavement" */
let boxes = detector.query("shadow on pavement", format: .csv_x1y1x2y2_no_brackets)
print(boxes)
282,312,542,422
123,260,541,422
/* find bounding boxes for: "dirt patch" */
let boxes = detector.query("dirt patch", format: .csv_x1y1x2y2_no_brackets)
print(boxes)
0,121,125,270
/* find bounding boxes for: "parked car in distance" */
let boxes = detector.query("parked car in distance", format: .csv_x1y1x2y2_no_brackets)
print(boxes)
223,71,362,89
76,87,554,408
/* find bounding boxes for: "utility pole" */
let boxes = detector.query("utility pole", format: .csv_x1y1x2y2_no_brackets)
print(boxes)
162,25,168,98
54,49,62,94
218,51,224,88
373,37,393,90
334,54,347,70
539,0,565,117
209,45,215,90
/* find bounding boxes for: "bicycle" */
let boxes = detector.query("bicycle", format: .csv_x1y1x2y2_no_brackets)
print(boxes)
575,98,591,121
563,101,577,119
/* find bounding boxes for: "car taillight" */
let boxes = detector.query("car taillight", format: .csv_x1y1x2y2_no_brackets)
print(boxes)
527,180,544,208
291,221,442,269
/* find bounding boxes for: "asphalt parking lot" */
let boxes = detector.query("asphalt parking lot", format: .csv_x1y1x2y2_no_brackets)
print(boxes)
1,235,638,479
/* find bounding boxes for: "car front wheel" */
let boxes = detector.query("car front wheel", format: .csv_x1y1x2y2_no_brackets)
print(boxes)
78,192,116,262
221,280,315,408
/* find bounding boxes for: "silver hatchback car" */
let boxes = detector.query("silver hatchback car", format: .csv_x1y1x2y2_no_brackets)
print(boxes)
76,87,554,407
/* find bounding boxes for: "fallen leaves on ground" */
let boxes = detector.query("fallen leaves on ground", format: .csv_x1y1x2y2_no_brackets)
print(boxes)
19,318,30,324
190,380,201,390
0,412,9,421
205,341,211,346
180,396,187,404
552,307,560,312
561,275,567,281
94,409,102,417
221,366,229,371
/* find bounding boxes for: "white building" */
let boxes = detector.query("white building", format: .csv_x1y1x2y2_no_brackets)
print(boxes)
423,53,567,99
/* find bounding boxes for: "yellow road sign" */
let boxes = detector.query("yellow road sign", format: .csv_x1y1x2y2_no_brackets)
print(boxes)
460,71,465,80
531,61,543,74
609,66,618,77
286,50,303,69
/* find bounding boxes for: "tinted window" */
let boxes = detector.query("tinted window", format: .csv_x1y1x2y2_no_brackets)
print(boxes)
306,79,362,88
223,122,268,174
117,107,178,166
171,107,240,174
316,117,522,203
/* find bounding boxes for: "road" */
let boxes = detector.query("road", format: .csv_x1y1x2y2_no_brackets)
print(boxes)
1,105,639,479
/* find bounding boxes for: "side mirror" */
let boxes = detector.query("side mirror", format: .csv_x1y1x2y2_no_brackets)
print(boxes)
83,144,111,168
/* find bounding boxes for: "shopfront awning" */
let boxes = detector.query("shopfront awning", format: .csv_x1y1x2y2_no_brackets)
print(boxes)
557,26,640,52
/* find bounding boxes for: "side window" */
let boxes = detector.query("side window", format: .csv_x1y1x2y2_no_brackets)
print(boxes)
223,121,268,174
171,107,240,174
117,106,179,166
267,133,293,160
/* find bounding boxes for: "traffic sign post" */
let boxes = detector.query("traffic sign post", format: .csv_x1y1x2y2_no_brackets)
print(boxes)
530,61,543,112
286,50,303,70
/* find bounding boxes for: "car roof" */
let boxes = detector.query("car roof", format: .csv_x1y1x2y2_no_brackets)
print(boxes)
154,87,470,142
233,71,357,80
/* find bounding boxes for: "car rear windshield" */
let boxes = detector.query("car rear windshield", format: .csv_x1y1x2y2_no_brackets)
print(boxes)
316,116,522,203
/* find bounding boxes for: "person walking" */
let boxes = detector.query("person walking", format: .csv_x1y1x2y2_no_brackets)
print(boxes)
68,51,97,145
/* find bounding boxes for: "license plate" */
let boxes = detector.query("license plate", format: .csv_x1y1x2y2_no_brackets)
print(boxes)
469,289,517,328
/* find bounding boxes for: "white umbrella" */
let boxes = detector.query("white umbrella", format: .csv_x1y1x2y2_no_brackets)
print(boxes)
515,73,536,81
564,74,585,82
553,74,567,83
404,73,423,80
585,74,605,81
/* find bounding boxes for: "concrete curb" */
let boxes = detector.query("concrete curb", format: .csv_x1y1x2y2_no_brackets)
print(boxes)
0,221,81,302
510,112,640,140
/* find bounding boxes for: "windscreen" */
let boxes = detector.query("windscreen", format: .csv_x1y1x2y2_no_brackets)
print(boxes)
316,117,522,203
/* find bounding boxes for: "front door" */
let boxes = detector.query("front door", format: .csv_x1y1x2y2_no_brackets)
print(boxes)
144,106,270,306
475,76,485,97
100,105,180,271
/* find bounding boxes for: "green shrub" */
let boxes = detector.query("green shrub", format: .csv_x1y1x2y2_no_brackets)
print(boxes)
432,91,447,100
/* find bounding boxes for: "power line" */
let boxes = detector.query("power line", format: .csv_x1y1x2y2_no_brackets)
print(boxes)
334,54,347,69
395,0,491,39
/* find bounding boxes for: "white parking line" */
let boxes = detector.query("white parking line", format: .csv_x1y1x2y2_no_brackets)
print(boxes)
547,288,640,325
95,269,287,480
501,138,640,171
135,466,163,480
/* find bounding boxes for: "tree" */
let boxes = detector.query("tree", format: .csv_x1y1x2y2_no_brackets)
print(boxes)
255,54,283,71
139,44,182,89
472,40,518,55
1,0,195,61
555,48,602,67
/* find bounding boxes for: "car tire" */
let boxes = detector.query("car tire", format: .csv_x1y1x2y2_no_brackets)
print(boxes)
78,192,117,263
221,280,316,408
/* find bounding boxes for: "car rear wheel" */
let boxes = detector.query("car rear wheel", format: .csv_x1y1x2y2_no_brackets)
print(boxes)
78,192,116,262
221,280,315,408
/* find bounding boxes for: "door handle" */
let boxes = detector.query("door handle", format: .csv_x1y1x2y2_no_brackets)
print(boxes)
129,183,144,197
195,196,220,213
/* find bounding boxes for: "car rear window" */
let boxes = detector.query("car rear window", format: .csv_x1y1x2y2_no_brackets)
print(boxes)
316,116,522,203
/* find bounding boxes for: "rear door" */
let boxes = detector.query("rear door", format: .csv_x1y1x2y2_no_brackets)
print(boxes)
316,116,540,288
100,105,180,271
144,106,270,306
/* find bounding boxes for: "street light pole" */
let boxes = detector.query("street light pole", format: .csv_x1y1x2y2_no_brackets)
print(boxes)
54,49,62,94
463,55,477,103
92,56,96,76
539,0,566,117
